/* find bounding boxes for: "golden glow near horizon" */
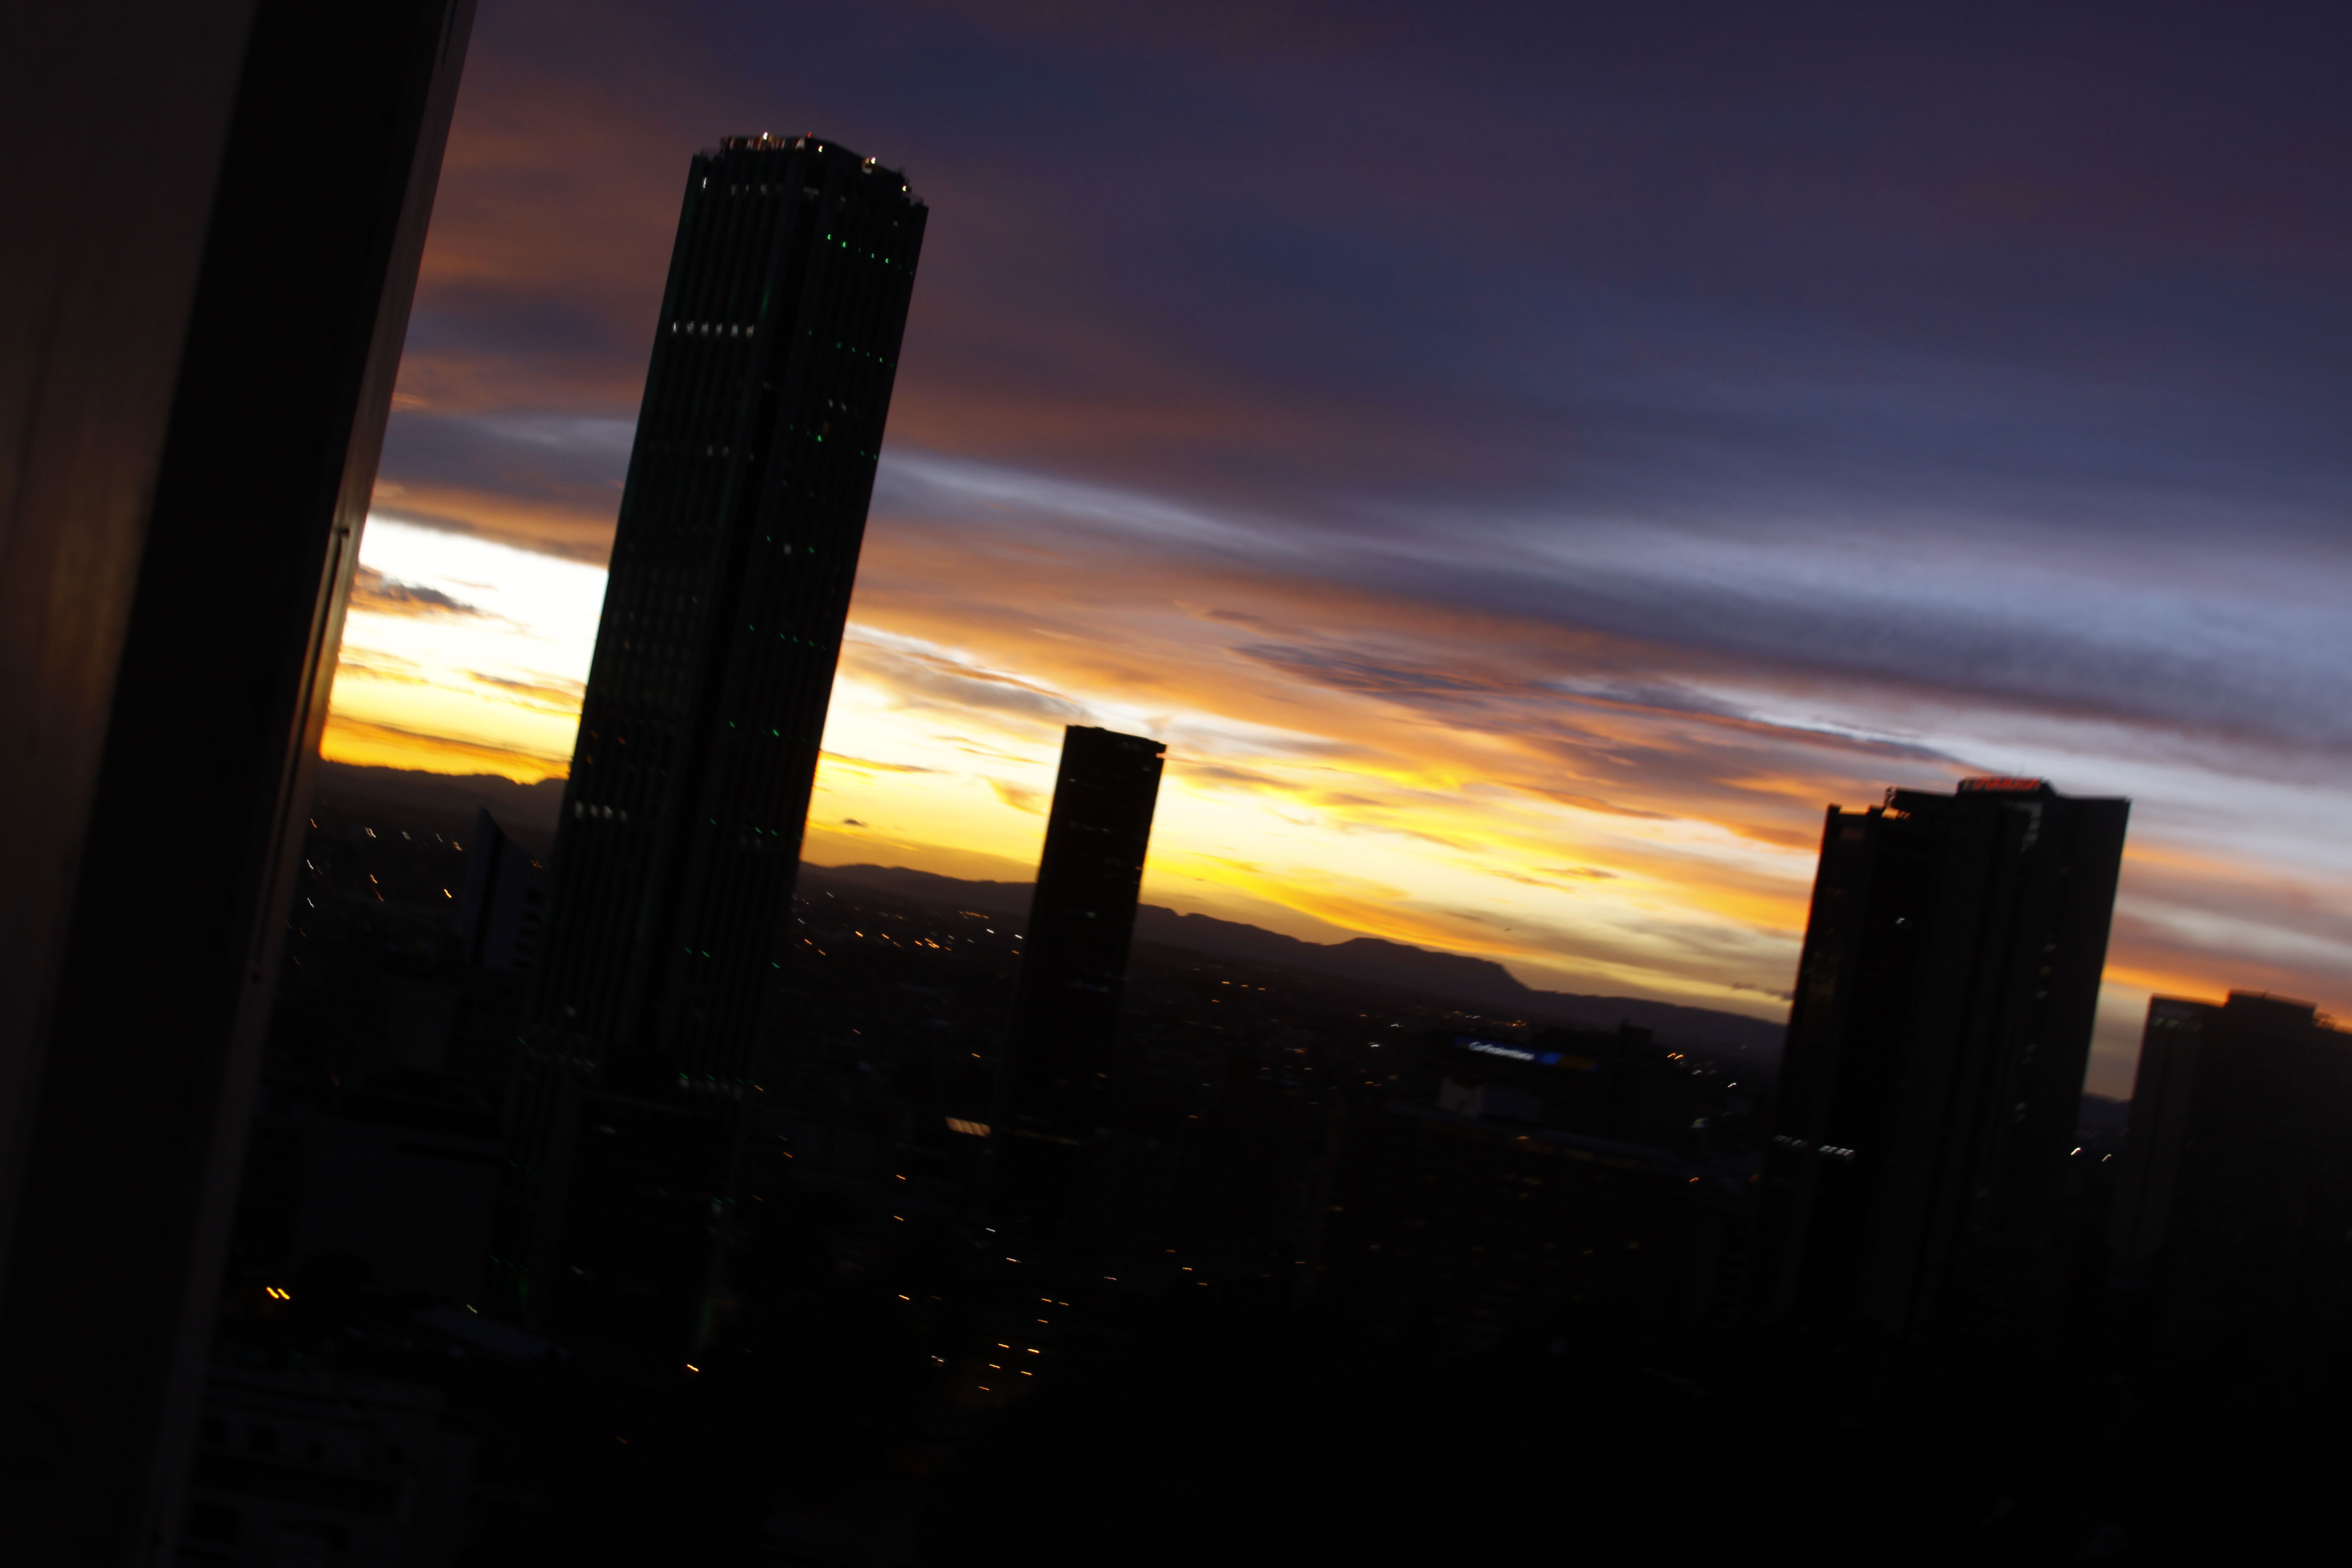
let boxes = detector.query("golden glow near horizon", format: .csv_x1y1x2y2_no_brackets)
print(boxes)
328,517,1815,1007
328,509,2352,1099
325,520,604,783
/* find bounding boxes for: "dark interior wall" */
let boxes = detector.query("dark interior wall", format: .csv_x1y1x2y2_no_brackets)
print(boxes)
0,0,261,1321
0,4,474,1562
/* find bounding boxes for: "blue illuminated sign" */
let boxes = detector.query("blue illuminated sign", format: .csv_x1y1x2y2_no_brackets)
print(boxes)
1453,1035,1596,1071
1459,1037,1536,1062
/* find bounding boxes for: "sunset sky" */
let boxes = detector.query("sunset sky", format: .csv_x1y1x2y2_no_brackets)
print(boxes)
327,0,2352,1096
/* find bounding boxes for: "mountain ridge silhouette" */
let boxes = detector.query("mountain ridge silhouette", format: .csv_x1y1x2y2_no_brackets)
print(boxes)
309,761,1786,1065
802,861,1785,1066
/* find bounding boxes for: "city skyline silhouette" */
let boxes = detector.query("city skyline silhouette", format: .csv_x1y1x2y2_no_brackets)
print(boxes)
328,1,2352,1101
7,4,2351,1563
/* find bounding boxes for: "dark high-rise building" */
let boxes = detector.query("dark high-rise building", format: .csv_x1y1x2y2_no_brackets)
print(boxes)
493,135,925,1352
455,808,545,974
1751,777,2129,1342
2110,991,2352,1334
992,726,1167,1239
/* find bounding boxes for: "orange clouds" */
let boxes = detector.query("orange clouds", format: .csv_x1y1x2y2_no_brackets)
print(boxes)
325,477,2352,1103
371,485,620,566
325,518,604,785
339,6,2352,1116
347,565,489,618
321,713,569,784
795,513,1855,1014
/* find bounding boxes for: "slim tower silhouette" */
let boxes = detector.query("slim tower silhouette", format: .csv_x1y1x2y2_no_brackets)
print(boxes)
492,135,925,1352
993,726,1167,1240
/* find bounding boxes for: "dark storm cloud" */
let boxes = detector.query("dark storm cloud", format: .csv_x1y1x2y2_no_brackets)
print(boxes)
393,1,2352,753
838,637,1090,727
387,0,2352,761
381,410,633,496
1345,529,2352,757
347,565,486,618
832,0,2352,505
1229,644,1501,703
400,285,647,371
347,0,2352,1054
1539,679,1962,769
869,448,2352,763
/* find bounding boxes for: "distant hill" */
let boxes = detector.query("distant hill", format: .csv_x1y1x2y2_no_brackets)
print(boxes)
311,760,565,856
303,769,1789,1068
803,862,1786,1067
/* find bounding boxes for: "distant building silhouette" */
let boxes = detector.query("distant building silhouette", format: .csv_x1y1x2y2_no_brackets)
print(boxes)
1164,1053,1315,1254
2110,991,2352,1334
992,726,1167,1240
454,808,544,974
1294,1022,1744,1347
493,135,926,1355
182,1363,476,1563
1427,1023,1693,1147
1752,777,2128,1342
1304,1096,1727,1349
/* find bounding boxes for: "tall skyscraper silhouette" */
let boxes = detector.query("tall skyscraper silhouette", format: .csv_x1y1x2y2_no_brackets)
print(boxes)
993,726,1167,1240
494,135,925,1352
1752,777,2128,1342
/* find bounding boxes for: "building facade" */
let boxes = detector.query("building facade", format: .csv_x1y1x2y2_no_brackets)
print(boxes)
1751,777,2129,1342
492,135,926,1353
1303,1097,1727,1350
992,726,1168,1240
2110,991,2352,1334
179,1364,477,1568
